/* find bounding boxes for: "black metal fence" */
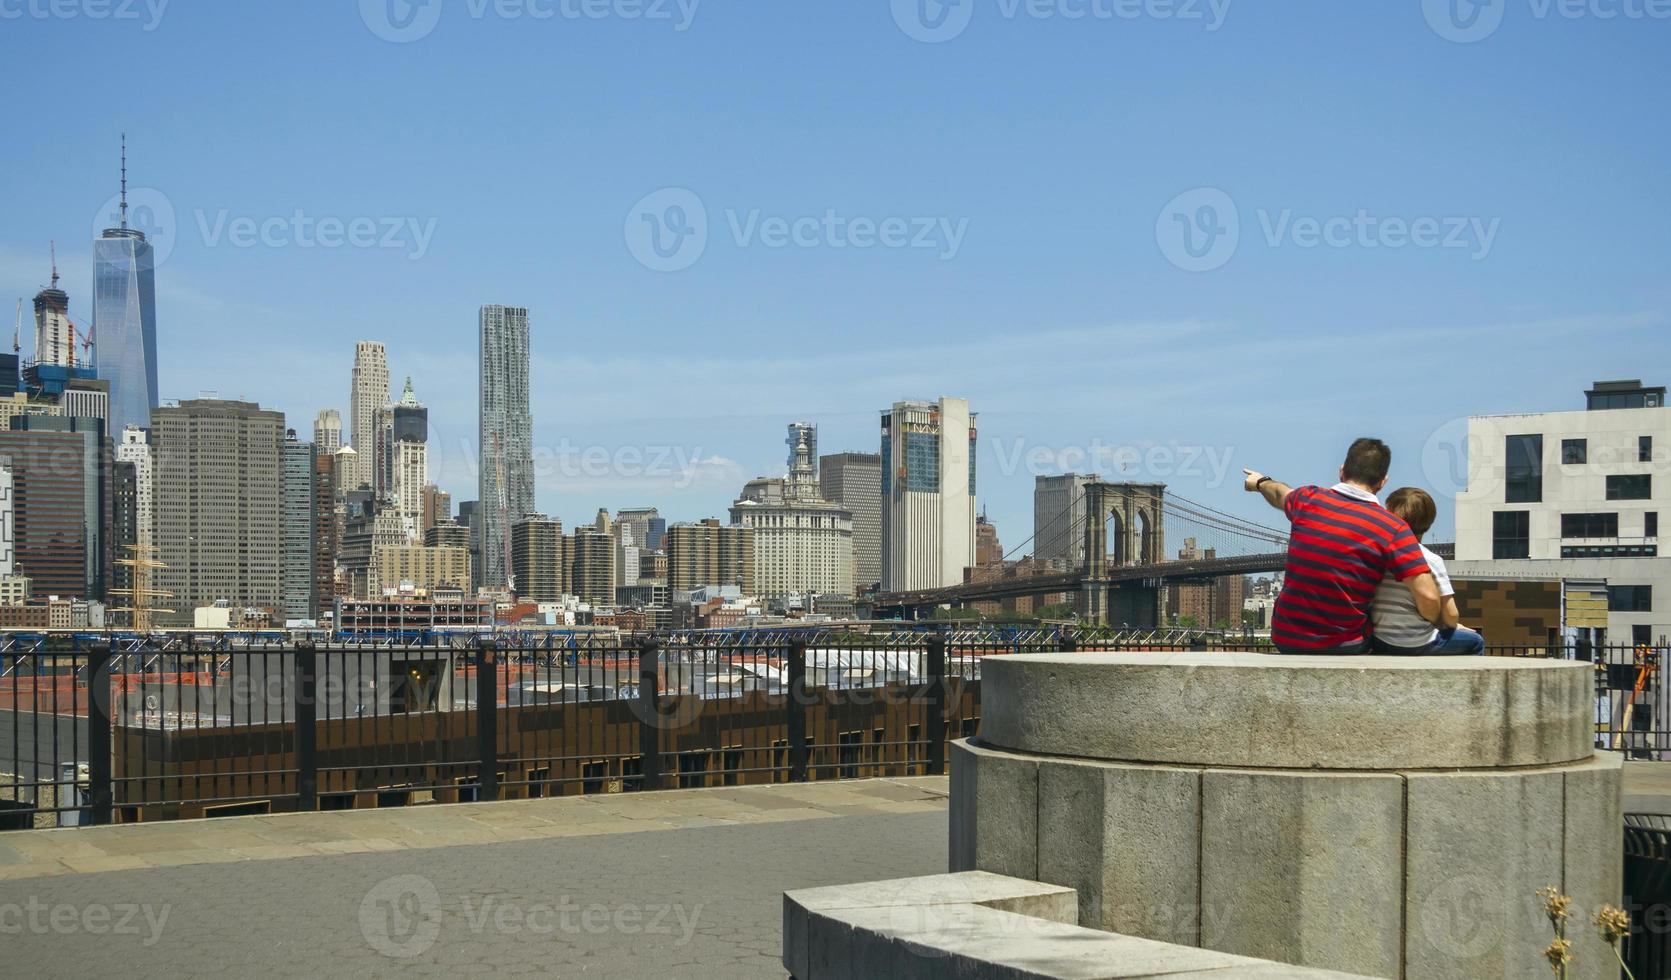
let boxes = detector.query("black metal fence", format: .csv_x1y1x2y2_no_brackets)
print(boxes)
2,633,1667,832
2,630,1033,829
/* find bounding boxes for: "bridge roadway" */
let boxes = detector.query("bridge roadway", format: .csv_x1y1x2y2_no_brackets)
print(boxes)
872,552,1289,610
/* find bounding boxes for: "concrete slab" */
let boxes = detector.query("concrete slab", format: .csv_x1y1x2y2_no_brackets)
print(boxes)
785,872,1379,979
1200,768,1405,978
980,652,1593,770
949,739,1039,880
1404,766,1565,980
1563,753,1626,980
1036,755,1201,945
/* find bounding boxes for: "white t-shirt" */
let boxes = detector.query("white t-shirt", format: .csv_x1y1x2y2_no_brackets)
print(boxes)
1370,545,1452,649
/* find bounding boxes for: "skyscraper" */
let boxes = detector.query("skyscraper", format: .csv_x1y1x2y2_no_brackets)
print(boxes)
282,431,317,622
115,426,155,554
880,397,977,592
511,514,567,601
3,415,113,600
152,399,285,623
92,140,160,437
820,452,882,593
391,378,428,540
1034,473,1096,567
313,409,342,454
347,341,388,491
478,305,534,588
33,248,76,369
314,448,340,612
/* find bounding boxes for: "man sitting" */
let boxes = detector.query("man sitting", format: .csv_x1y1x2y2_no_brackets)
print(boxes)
1244,438,1440,655
1369,487,1485,655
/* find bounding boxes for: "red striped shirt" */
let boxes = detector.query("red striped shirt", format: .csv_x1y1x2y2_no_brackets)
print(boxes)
1272,485,1430,652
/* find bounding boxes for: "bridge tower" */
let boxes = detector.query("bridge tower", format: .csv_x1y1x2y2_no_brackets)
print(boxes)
1076,482,1167,625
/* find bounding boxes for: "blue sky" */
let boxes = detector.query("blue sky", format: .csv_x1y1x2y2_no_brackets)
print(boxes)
2,0,1666,545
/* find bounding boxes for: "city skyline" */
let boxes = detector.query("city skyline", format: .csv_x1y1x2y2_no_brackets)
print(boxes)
3,6,1668,544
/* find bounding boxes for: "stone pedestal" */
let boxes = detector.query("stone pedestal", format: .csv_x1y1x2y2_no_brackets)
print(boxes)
950,652,1623,980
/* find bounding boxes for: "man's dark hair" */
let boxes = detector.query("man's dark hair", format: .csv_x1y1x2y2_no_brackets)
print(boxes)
1342,437,1392,486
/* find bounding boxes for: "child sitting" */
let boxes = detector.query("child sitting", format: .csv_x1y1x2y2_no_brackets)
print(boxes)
1370,487,1485,655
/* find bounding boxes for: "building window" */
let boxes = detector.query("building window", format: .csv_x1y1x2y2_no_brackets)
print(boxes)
1561,544,1658,558
1607,474,1652,501
1648,513,1659,538
1493,511,1530,559
1504,435,1543,503
1642,436,1654,463
1609,585,1653,613
1561,439,1588,465
1561,513,1618,538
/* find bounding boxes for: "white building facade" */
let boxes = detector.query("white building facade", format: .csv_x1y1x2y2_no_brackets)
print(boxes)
730,427,853,598
880,397,977,592
1453,380,1670,646
347,341,388,491
114,426,154,553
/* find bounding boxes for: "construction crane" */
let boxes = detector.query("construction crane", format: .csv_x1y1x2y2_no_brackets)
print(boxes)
1612,645,1660,754
108,542,175,634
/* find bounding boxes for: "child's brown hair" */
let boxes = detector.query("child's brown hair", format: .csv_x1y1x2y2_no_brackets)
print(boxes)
1386,487,1436,540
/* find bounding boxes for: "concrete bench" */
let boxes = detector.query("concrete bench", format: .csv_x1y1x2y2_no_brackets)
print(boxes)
784,870,1376,979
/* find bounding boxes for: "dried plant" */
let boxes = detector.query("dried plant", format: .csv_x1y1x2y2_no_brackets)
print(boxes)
1594,904,1635,980
1537,887,1573,979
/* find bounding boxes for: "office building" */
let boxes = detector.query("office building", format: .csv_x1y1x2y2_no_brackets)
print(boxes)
390,378,428,540
282,431,317,622
91,143,160,437
421,484,451,533
1034,474,1097,567
976,513,1004,567
1453,379,1671,646
0,354,18,399
0,460,13,576
478,305,534,588
347,341,387,491
114,426,154,553
665,519,755,593
820,452,882,592
512,514,568,601
730,427,851,597
2,415,112,599
571,518,616,607
32,250,76,370
151,399,285,624
425,517,469,551
456,499,482,589
616,507,665,555
880,396,977,592
340,503,408,599
314,448,341,612
313,409,342,454
110,459,139,612
370,544,471,596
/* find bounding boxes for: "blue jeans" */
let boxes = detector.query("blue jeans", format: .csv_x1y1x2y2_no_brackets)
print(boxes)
1372,626,1486,656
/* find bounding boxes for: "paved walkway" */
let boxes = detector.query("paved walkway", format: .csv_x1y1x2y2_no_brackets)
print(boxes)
0,777,949,978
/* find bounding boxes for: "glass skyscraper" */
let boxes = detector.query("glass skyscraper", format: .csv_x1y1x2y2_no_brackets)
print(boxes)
478,304,534,589
92,226,158,436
